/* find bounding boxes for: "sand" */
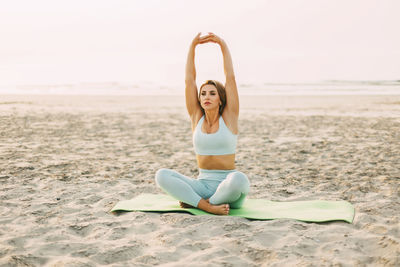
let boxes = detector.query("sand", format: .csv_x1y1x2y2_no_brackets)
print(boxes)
0,94,399,266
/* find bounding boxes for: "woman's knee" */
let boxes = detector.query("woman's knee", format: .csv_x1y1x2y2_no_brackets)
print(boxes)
227,172,250,193
155,168,172,188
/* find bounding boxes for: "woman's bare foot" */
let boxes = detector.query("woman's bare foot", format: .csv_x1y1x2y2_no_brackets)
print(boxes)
179,201,195,209
197,199,229,215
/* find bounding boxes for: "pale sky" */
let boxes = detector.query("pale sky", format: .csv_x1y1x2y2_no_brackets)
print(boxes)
1,0,399,87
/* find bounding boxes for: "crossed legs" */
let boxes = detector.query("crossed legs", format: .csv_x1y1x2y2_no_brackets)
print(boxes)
155,168,250,215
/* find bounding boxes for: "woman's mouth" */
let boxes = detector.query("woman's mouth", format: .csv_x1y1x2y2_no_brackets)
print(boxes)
204,102,211,105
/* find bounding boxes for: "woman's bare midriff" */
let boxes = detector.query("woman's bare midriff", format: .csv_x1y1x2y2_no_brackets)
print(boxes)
196,154,236,170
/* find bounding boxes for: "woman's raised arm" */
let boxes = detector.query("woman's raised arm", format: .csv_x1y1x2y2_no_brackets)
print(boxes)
199,33,239,116
185,33,202,118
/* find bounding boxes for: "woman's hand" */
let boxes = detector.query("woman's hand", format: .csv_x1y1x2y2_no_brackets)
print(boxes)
191,32,203,47
191,32,225,47
197,32,225,46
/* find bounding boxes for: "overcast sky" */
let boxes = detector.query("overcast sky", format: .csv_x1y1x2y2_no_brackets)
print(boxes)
1,0,399,86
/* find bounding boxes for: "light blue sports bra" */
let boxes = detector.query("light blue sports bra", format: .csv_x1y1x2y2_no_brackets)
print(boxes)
193,115,237,155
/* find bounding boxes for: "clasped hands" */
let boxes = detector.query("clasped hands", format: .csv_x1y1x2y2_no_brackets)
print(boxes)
192,32,225,47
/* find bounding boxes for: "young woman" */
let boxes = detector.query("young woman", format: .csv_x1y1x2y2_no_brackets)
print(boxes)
155,32,250,215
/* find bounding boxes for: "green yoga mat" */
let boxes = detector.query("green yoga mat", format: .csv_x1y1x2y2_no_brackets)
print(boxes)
111,193,355,223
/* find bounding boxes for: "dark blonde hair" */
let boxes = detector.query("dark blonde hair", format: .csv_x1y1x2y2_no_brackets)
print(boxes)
198,80,226,115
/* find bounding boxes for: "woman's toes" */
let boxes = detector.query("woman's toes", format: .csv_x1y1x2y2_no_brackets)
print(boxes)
224,205,230,214
179,201,194,208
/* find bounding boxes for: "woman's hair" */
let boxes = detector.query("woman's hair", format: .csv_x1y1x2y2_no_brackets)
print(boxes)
198,80,226,115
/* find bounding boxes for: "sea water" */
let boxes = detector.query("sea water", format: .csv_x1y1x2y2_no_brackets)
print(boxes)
1,81,399,96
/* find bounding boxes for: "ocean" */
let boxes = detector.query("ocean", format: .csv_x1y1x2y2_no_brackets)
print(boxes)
1,81,399,96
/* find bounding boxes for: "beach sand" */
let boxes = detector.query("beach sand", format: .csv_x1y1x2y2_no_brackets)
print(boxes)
0,94,399,266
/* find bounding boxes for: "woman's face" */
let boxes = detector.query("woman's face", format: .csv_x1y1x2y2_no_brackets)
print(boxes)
199,84,221,111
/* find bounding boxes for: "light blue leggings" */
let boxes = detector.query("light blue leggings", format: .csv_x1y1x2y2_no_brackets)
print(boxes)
155,168,250,208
